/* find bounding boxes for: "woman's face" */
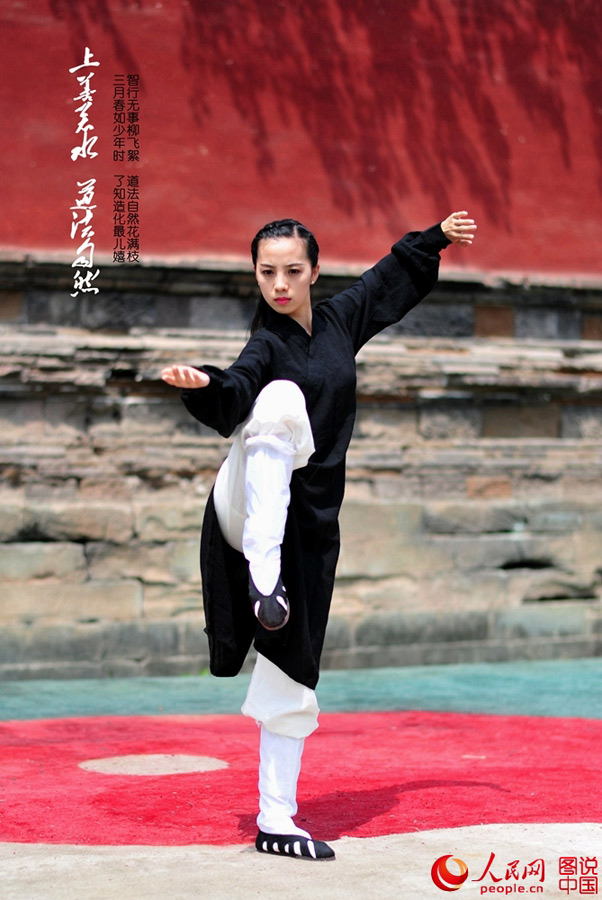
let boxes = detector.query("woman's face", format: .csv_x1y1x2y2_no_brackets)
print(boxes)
255,236,319,333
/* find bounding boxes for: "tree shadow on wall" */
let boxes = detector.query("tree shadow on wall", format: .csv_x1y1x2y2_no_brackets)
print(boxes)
50,0,602,229
180,0,602,227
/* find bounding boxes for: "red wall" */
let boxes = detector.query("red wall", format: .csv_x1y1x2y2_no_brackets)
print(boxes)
1,0,601,283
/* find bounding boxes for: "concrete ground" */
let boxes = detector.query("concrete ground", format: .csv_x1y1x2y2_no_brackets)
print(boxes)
1,659,601,899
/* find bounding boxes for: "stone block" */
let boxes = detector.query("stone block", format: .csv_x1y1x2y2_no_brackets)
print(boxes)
81,292,157,330
180,622,208,656
24,502,134,543
168,540,201,583
395,570,508,613
388,303,473,337
43,397,87,440
0,623,105,664
86,541,174,584
154,296,192,328
526,501,586,533
474,305,514,337
582,314,602,340
0,542,86,581
571,533,602,579
0,399,45,442
493,604,590,639
515,308,581,340
120,397,197,435
562,406,602,439
25,290,80,326
338,503,454,579
443,533,574,573
0,580,142,623
466,476,512,499
423,502,526,534
101,621,181,660
521,577,598,602
142,583,204,619
353,406,416,441
418,405,482,440
0,500,26,541
323,616,352,651
189,296,251,331
354,610,489,647
134,501,204,540
482,405,560,438
0,291,24,322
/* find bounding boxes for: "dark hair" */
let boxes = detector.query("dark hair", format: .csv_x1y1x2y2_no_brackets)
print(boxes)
250,219,319,334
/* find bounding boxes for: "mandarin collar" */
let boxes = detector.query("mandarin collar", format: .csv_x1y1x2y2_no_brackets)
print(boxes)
266,307,312,340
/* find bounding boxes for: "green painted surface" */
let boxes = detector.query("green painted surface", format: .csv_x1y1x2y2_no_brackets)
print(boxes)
1,659,601,722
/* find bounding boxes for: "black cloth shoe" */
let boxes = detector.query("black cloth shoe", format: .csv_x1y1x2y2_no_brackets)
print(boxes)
249,573,290,631
255,830,335,860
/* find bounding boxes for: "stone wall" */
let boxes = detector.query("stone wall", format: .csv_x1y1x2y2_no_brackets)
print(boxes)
1,259,601,678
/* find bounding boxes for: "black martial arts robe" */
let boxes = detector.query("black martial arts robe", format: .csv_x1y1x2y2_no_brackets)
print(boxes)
181,223,451,689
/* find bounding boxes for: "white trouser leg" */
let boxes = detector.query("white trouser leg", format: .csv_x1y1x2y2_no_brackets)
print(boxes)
241,652,319,738
212,380,319,832
213,379,314,592
257,725,311,838
242,439,295,595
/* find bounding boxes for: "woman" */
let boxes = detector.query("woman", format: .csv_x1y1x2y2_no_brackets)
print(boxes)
161,210,476,860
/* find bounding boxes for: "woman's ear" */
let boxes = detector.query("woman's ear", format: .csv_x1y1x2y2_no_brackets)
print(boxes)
311,264,320,285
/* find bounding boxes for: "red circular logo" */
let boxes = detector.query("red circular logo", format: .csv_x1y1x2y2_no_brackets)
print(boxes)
431,855,469,892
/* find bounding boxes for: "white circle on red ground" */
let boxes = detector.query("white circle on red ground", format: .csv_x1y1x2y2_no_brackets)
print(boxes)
79,754,229,776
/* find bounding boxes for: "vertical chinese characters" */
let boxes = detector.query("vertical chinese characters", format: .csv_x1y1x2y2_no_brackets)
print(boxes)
113,72,140,263
68,47,101,297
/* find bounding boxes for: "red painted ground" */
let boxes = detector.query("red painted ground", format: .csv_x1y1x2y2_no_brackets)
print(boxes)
0,711,599,846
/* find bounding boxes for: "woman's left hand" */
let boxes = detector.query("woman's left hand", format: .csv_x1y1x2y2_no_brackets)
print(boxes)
441,211,477,246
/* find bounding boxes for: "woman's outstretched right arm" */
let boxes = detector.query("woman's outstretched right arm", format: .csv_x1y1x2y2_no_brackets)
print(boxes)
161,365,210,389
161,335,273,437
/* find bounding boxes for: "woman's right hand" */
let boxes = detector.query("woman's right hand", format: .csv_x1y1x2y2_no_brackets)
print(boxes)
161,365,210,389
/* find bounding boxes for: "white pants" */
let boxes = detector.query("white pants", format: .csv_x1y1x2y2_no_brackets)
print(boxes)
213,380,320,740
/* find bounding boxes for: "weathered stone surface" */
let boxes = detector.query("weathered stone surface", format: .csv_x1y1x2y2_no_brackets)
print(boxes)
465,476,513,499
521,578,598,602
423,502,527,534
134,501,204,540
418,405,482,440
142,584,204,619
2,318,602,677
570,535,602,591
19,502,135,543
353,406,416,441
355,610,489,647
322,616,352,651
102,621,181,660
482,405,560,438
515,308,582,340
189,296,251,331
526,501,587,533
168,540,201,583
0,581,142,623
562,406,602,439
0,623,105,665
0,500,26,541
0,542,86,581
180,622,209,656
474,305,514,337
493,603,591,638
388,302,474,337
86,541,174,584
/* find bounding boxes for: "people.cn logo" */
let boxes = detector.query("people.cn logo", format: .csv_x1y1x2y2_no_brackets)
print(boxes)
431,854,469,891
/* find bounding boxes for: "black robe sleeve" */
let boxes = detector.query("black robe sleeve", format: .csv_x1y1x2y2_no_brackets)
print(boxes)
322,223,450,352
180,331,273,437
